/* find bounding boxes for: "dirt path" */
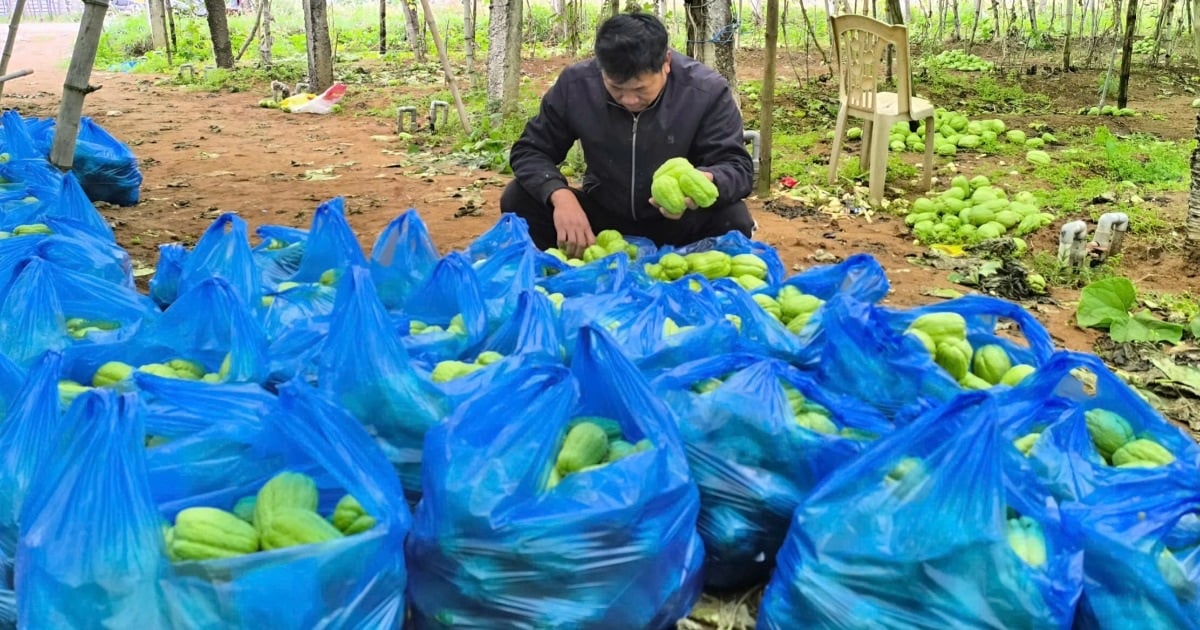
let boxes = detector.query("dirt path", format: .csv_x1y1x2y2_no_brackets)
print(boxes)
0,24,1114,353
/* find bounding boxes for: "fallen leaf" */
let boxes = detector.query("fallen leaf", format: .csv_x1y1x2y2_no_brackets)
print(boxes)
301,168,340,181
923,288,965,299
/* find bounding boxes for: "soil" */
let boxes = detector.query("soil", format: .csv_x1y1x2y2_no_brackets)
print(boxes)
5,23,1198,360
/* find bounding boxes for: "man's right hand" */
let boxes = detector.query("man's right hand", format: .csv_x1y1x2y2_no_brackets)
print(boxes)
550,189,595,258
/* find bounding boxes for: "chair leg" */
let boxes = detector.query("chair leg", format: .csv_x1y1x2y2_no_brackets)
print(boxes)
861,120,874,171
868,117,888,204
829,107,849,185
922,116,935,191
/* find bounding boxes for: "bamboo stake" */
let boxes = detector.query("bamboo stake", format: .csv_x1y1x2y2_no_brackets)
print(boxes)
417,0,472,135
235,0,266,62
0,0,27,102
51,0,109,172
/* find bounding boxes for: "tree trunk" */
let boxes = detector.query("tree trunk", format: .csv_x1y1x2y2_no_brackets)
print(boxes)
147,0,167,50
551,0,567,42
1187,112,1200,258
1062,0,1074,68
886,0,902,82
303,0,334,91
1193,0,1200,62
486,0,522,115
755,0,779,196
0,0,26,103
1027,0,1038,33
464,0,476,77
502,0,522,114
379,0,387,55
402,0,425,61
203,0,235,68
711,0,736,90
52,0,108,171
259,0,272,65
166,0,178,53
1116,0,1137,108
566,0,580,56
952,0,961,40
1151,0,1176,66
967,0,984,52
608,0,619,17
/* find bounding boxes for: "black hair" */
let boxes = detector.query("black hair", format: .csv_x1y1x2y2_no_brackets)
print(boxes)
594,13,669,84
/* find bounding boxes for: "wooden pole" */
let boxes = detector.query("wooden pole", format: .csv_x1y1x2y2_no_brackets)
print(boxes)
417,0,473,135
754,0,778,196
50,0,109,172
0,0,27,102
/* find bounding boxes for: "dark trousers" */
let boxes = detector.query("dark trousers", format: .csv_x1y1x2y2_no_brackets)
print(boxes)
499,180,755,250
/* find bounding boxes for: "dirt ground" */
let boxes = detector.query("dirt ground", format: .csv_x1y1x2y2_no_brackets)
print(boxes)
6,23,1200,356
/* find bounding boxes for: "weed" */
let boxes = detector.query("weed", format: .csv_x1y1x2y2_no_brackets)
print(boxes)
1027,250,1121,289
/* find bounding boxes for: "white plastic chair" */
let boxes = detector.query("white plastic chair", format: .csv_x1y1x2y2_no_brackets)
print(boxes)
827,15,935,204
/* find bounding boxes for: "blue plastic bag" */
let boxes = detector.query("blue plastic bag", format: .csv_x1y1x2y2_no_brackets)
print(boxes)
464,212,532,261
264,315,328,388
0,352,64,613
61,277,268,387
16,390,165,627
1067,472,1200,629
759,390,1084,628
783,252,890,304
707,281,805,360
652,354,892,590
258,283,337,340
133,370,278,440
560,280,739,372
0,110,42,160
480,289,564,362
27,116,142,206
41,171,116,242
408,326,705,628
0,231,133,296
0,352,23,420
400,252,490,363
369,210,439,310
0,257,158,365
473,242,551,325
0,171,116,244
148,242,187,308
17,381,413,628
537,250,649,297
147,381,411,630
176,213,262,310
320,266,448,499
1002,351,1200,503
814,293,1057,423
289,197,367,283
251,224,307,291
654,230,788,287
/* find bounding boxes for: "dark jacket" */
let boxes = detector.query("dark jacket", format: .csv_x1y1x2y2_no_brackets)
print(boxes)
509,51,753,223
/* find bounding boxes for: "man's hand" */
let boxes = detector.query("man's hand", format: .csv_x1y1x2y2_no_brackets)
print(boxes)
550,189,595,258
650,169,714,220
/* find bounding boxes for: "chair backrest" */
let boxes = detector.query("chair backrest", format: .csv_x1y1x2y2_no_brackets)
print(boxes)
829,14,915,117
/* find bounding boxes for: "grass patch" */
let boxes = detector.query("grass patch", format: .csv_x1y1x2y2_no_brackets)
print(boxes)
1027,250,1122,289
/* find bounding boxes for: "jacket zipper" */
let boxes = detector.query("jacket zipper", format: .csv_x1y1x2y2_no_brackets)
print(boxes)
630,114,640,221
